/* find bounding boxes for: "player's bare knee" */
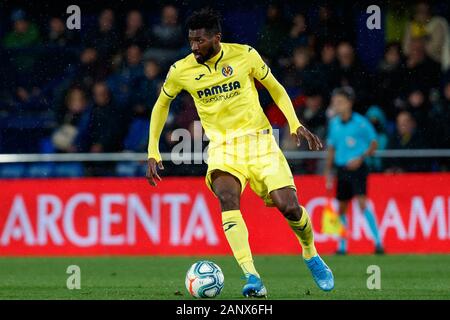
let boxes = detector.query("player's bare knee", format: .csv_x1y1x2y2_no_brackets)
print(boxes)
217,190,240,211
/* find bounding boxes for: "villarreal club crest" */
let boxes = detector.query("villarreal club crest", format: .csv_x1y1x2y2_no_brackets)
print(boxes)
222,65,233,77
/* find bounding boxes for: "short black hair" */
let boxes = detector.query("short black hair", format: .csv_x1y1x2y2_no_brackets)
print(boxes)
186,8,222,35
331,86,356,102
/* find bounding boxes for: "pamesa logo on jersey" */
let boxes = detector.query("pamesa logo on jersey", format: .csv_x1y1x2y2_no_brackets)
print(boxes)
197,81,241,98
221,65,233,77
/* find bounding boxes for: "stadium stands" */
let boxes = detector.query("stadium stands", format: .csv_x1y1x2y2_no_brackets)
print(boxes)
0,2,449,176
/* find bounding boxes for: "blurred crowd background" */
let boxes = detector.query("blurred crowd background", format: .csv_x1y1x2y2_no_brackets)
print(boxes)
0,0,449,177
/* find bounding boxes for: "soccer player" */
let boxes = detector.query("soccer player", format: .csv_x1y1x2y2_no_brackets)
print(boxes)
146,9,334,297
325,87,384,255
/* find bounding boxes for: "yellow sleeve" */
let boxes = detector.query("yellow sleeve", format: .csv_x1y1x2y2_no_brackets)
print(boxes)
147,93,171,162
160,63,183,100
248,46,302,134
260,72,302,134
147,65,182,161
248,46,271,81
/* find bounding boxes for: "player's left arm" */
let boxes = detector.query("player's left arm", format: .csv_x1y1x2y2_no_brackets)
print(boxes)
262,73,322,150
248,47,322,150
360,118,378,159
362,140,378,158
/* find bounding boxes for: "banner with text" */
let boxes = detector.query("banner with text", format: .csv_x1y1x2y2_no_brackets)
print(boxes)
0,174,449,255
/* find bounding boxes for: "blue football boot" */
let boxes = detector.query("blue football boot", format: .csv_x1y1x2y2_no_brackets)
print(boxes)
242,274,267,298
304,255,334,291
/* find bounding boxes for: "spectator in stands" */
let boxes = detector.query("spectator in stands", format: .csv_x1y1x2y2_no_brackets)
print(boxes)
132,58,162,112
375,42,404,120
2,9,41,49
282,13,311,58
311,4,345,50
316,43,339,95
336,41,356,75
256,3,289,62
146,5,185,68
52,87,89,152
2,9,41,76
321,42,336,65
84,8,120,61
12,84,41,106
404,88,431,125
121,10,150,50
428,80,450,169
151,5,184,48
429,80,450,149
72,47,110,91
336,41,369,110
42,16,80,80
86,82,123,153
46,16,80,47
105,44,144,108
402,37,441,95
392,88,436,146
365,106,389,172
283,46,322,93
403,1,450,71
120,45,144,85
386,111,429,172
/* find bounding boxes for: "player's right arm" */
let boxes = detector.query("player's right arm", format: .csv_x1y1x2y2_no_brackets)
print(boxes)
146,64,182,186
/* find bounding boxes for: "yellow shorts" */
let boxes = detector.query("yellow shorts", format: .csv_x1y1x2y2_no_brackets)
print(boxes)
205,131,296,206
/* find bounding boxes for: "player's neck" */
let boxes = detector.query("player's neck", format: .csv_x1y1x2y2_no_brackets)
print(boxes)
207,44,222,62
340,111,352,122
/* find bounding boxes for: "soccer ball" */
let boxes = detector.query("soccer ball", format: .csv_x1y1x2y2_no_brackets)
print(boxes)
185,260,224,298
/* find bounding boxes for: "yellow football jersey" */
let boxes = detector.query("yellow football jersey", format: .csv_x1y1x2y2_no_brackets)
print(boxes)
161,42,273,144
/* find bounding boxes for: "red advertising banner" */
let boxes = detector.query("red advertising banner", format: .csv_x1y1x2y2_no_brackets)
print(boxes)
0,174,449,256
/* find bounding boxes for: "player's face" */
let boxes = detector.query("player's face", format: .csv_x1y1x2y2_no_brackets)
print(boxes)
188,29,220,63
331,94,352,115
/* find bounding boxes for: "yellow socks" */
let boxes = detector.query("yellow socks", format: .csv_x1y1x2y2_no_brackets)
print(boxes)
222,207,316,276
222,210,259,277
286,206,318,259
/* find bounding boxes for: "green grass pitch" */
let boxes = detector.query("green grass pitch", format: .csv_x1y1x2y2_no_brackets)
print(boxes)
0,255,449,300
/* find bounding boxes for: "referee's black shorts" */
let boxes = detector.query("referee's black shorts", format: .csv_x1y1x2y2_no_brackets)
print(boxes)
336,164,369,201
